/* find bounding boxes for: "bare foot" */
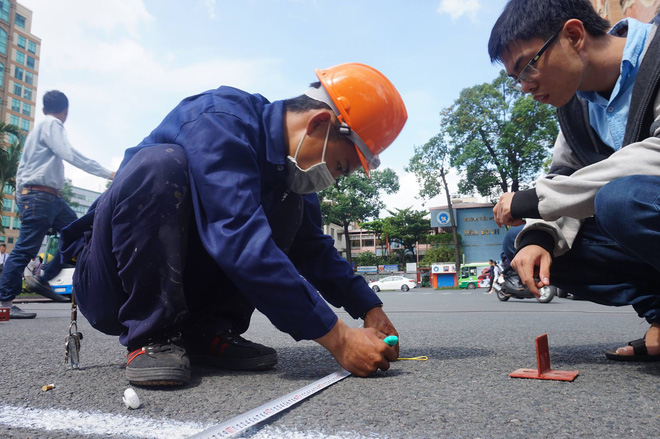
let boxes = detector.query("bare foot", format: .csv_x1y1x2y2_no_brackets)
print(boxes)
614,322,660,356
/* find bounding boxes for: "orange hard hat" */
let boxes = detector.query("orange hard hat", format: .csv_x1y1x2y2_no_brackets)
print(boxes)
307,63,407,177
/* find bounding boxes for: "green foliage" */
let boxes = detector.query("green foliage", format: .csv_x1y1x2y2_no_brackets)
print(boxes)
0,123,25,191
406,134,451,200
61,181,80,209
319,168,399,265
427,232,462,245
352,250,400,268
421,246,455,267
0,123,25,233
442,70,558,199
381,207,432,263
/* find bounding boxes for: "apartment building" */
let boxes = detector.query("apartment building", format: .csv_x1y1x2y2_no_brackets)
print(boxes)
0,0,40,249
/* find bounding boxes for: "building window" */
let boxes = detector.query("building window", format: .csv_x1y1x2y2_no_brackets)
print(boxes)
22,102,30,116
10,114,18,126
13,83,21,96
23,87,32,100
0,1,8,23
3,184,12,195
15,13,26,29
26,56,34,69
28,41,36,54
2,198,10,211
25,71,33,85
14,67,23,81
12,216,20,229
7,237,13,244
0,62,4,88
0,28,7,55
11,98,20,112
17,35,26,49
16,51,24,65
1,215,9,228
20,118,28,131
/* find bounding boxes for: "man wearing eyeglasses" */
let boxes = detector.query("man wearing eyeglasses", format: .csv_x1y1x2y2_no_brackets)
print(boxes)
489,0,660,362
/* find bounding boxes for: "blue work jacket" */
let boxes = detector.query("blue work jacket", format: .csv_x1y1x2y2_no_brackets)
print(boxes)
62,86,381,340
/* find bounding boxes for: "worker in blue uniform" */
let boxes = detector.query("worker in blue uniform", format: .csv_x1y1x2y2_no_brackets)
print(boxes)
60,63,408,386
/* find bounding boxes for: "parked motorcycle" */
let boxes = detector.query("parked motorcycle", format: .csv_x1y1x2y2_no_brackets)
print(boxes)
493,270,556,303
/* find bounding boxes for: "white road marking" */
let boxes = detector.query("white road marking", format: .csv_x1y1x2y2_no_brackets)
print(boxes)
0,405,380,439
0,405,208,439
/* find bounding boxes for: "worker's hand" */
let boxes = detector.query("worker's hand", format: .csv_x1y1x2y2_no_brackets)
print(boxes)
510,245,552,298
493,192,525,228
315,319,397,377
363,306,399,357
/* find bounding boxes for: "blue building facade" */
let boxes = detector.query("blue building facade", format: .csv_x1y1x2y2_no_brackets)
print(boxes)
429,203,504,263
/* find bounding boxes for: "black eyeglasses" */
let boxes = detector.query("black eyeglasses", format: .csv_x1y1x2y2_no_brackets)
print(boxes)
509,29,561,91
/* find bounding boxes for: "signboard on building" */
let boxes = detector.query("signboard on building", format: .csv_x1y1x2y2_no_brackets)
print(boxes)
406,263,417,273
431,263,456,274
356,266,378,273
381,264,398,272
431,210,452,227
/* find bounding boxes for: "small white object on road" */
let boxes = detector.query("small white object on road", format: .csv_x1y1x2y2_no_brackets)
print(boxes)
122,388,140,409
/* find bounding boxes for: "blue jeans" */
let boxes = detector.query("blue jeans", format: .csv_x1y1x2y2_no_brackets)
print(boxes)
0,190,77,301
503,175,660,323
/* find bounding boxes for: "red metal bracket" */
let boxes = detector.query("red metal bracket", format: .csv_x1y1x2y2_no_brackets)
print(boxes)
510,334,579,381
0,307,9,321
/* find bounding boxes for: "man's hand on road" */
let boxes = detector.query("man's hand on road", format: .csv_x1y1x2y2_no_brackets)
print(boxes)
511,245,552,298
363,305,399,357
315,318,398,377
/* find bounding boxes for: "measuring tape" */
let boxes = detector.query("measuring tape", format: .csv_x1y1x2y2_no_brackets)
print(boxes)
188,368,351,438
189,336,400,438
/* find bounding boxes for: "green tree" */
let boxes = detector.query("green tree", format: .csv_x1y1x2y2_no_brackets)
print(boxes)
422,233,462,267
0,123,24,233
319,168,399,266
442,70,558,199
406,133,462,272
352,250,379,267
381,208,432,265
360,218,386,257
0,123,24,192
61,180,80,211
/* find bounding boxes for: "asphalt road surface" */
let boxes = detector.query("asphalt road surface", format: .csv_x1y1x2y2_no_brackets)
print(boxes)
1,288,659,438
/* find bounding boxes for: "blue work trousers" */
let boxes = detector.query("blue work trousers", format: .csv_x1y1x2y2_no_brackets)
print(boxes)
72,145,254,349
0,190,77,302
503,175,660,323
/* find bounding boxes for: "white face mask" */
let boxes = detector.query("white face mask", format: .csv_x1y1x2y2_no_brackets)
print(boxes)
286,121,336,194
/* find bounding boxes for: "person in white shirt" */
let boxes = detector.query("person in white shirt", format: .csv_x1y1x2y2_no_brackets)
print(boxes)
0,90,114,319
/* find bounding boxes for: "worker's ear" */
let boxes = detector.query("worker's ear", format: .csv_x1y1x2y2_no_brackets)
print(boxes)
305,110,333,136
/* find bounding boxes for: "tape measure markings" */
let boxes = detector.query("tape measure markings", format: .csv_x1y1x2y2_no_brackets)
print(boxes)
188,369,351,438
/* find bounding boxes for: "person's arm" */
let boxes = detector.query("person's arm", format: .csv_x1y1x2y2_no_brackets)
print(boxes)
180,111,338,341
497,96,660,224
44,119,113,179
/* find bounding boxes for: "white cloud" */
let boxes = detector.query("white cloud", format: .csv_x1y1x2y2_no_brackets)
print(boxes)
437,0,482,21
201,0,217,19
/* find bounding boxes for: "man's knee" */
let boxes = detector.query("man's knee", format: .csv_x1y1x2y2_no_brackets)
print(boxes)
595,176,660,231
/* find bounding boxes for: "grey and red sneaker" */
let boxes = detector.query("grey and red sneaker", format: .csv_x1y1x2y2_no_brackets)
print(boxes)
186,331,277,371
125,334,191,386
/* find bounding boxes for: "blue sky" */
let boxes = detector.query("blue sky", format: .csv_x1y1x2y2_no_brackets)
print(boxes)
21,0,510,211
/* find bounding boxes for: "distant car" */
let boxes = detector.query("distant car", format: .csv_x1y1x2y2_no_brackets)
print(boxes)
369,276,417,292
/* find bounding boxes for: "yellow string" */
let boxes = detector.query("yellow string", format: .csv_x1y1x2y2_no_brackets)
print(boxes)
397,356,428,361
